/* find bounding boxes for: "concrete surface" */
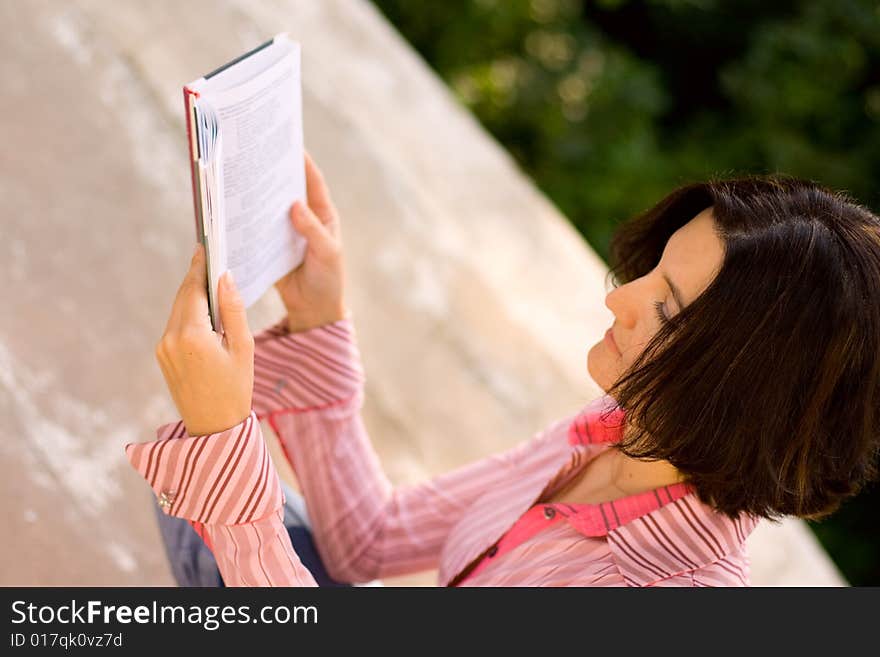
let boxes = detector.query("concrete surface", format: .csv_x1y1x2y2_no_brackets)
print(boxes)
0,0,844,586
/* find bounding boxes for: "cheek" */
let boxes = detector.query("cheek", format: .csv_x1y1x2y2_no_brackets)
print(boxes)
624,329,656,365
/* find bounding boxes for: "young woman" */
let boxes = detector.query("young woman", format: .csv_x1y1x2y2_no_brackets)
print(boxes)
126,154,880,586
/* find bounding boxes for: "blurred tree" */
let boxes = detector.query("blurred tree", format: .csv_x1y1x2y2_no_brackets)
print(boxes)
370,0,880,584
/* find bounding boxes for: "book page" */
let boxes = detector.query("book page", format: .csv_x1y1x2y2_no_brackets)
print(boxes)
206,43,306,309
193,101,226,332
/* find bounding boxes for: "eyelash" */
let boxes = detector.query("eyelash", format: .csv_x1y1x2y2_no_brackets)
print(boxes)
653,300,671,326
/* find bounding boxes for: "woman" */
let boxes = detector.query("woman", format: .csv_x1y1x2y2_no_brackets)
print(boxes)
126,154,880,586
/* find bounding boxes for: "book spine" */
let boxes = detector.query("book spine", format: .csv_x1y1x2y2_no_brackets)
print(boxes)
183,85,202,243
203,37,274,80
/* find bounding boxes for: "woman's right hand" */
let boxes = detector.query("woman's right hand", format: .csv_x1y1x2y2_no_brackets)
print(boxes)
274,151,347,333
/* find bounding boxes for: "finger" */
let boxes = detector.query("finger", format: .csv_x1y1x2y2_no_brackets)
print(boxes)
218,270,251,355
168,243,211,333
290,201,337,261
303,150,337,227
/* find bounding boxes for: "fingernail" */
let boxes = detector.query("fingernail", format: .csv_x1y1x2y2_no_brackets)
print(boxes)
193,243,201,257
224,270,236,289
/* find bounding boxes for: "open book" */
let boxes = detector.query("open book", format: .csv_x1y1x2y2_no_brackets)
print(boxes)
183,33,306,333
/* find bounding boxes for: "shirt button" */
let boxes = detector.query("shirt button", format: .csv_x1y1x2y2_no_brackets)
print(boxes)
543,506,556,520
486,545,499,557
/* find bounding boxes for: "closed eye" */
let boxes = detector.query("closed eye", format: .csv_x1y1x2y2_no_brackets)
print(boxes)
653,300,671,326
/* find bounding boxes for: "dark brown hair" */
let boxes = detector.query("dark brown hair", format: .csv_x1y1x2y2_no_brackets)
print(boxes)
604,175,880,520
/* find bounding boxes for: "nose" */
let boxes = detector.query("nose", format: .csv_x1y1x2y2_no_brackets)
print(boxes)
605,282,636,329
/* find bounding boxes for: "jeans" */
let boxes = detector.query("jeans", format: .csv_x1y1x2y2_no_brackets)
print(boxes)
152,480,353,587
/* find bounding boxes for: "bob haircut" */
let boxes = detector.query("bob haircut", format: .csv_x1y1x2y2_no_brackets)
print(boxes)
604,175,880,520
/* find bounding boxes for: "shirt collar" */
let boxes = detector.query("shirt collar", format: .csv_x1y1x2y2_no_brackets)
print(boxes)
559,482,693,537
607,495,760,585
562,395,686,537
567,395,627,446
565,395,760,584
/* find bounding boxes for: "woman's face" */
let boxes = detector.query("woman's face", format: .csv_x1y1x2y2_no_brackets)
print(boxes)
588,207,726,391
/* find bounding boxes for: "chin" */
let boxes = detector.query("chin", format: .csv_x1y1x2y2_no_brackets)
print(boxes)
587,342,612,392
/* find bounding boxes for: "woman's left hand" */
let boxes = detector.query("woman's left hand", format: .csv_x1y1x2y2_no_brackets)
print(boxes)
155,243,255,436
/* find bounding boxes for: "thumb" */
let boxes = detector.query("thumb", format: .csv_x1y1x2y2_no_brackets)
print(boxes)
218,270,251,353
186,242,208,286
291,202,334,260
170,243,210,332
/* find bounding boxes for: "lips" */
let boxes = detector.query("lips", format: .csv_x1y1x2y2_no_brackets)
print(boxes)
604,327,621,356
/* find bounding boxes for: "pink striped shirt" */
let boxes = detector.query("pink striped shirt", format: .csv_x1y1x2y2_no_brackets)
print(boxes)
125,315,759,587
456,480,693,585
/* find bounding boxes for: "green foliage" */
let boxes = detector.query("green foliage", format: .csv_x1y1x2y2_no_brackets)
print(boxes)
370,0,880,584
809,483,880,586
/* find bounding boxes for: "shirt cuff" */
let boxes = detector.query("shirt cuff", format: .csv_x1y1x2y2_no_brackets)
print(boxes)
252,313,365,419
124,411,283,526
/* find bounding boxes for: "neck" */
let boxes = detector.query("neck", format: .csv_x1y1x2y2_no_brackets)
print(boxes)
607,449,683,497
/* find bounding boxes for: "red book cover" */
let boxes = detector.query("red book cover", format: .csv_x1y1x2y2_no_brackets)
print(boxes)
182,86,202,244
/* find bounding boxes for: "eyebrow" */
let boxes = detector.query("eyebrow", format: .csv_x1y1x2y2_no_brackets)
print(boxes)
662,272,687,309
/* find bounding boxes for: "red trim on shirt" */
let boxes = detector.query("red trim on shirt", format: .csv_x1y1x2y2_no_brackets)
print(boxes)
458,399,691,585
457,481,691,585
567,402,626,446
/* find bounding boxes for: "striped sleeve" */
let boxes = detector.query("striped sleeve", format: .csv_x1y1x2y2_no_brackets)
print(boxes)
124,412,317,587
249,313,558,583
251,314,364,418
271,406,549,583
